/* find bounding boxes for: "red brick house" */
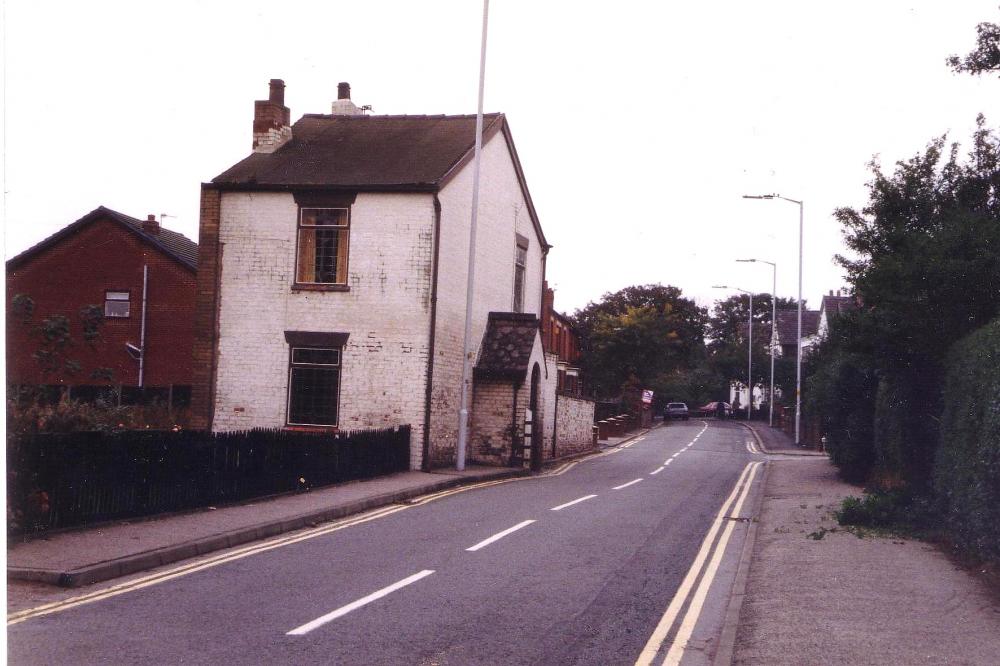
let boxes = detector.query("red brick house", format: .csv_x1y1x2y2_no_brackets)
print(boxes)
6,206,198,406
540,282,584,396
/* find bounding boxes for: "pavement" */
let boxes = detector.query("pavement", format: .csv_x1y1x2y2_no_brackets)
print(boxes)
739,420,825,456
732,423,1000,665
7,430,646,591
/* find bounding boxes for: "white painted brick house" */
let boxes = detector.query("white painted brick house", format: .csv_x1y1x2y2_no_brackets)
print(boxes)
191,80,594,470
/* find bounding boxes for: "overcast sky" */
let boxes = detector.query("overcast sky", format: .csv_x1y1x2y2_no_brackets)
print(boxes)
3,1,995,314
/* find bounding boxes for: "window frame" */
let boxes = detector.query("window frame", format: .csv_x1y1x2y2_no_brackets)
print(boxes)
285,344,342,428
104,290,131,318
293,206,351,288
513,240,528,313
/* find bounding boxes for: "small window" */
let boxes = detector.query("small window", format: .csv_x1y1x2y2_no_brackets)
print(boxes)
287,346,341,426
296,208,349,285
513,245,527,313
104,291,130,318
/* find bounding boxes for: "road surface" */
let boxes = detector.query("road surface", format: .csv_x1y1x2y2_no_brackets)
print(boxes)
9,420,765,665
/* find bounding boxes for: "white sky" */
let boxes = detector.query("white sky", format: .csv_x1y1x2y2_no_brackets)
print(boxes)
3,0,996,314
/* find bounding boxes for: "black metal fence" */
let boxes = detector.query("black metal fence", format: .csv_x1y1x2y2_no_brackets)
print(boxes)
7,425,411,535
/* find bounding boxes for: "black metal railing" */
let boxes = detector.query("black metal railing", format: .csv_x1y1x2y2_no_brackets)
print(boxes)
7,425,410,535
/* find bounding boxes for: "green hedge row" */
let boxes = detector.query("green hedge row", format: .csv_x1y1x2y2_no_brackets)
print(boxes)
934,319,1000,563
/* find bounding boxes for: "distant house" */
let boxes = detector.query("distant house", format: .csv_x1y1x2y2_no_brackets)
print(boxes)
540,282,584,396
817,290,857,339
191,80,595,470
6,206,198,407
774,308,821,359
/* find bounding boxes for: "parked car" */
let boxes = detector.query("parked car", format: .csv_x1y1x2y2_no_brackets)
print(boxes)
664,402,690,420
697,401,732,418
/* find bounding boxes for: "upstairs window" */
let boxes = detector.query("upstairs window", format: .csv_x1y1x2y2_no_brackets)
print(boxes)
296,208,349,285
513,242,528,313
104,291,130,318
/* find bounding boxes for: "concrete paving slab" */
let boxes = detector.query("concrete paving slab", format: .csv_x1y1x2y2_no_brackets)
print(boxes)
733,457,1000,665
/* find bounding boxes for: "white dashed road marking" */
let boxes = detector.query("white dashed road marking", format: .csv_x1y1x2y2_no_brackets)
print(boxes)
551,495,597,511
465,520,536,552
287,569,435,636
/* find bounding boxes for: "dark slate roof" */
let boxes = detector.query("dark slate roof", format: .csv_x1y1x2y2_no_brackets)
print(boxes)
474,312,541,382
211,111,548,250
775,309,820,344
821,294,857,318
6,206,198,272
213,113,505,189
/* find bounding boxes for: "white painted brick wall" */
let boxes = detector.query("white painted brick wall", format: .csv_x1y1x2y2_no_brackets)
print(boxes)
430,130,546,466
212,191,434,470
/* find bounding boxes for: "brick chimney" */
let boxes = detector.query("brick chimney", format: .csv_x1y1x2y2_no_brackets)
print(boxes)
331,81,363,116
253,79,292,153
142,214,161,235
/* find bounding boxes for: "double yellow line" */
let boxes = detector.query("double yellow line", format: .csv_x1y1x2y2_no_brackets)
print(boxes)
635,461,763,665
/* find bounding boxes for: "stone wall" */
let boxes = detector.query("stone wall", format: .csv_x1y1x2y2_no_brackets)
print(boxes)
555,393,597,458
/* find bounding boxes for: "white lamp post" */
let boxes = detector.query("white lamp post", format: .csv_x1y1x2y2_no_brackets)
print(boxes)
743,194,804,446
736,259,776,427
456,0,491,471
713,285,753,420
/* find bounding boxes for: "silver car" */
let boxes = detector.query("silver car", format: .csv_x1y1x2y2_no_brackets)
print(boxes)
664,402,689,420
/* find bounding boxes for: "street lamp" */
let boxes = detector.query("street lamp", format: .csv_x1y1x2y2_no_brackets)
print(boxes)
736,259,776,427
713,285,753,421
743,193,804,446
456,0,491,471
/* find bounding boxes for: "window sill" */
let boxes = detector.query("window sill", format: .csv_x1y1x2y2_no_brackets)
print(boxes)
283,424,339,433
291,283,350,292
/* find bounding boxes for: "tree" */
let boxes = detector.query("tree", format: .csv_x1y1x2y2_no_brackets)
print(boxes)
706,294,797,353
947,11,1000,77
825,118,1000,485
572,284,707,398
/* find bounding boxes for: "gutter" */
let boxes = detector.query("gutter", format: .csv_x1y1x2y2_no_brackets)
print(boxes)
421,195,443,472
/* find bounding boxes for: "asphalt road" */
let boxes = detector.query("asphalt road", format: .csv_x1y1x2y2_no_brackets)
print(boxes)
8,420,765,665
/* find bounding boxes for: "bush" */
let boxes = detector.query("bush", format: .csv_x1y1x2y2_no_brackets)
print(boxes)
836,489,933,531
805,348,877,482
934,319,1000,563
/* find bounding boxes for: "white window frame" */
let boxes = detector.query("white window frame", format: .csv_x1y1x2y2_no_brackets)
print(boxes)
104,290,131,318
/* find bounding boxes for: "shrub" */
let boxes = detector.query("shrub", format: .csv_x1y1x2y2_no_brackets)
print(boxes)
934,319,1000,563
805,348,877,482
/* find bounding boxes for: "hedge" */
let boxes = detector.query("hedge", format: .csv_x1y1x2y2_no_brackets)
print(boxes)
934,318,1000,563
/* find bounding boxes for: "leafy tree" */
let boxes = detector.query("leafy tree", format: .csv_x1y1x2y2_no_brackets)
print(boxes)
572,284,707,398
706,294,796,351
825,118,1000,485
947,11,1000,77
706,294,798,405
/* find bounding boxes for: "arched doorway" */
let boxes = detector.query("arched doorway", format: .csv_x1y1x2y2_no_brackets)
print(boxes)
529,363,542,471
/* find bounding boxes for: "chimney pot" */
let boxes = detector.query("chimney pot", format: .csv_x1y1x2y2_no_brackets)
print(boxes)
338,82,351,100
829,290,833,296
269,79,285,104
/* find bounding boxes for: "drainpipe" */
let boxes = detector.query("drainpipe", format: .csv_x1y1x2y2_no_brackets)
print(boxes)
421,196,443,471
138,265,149,388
